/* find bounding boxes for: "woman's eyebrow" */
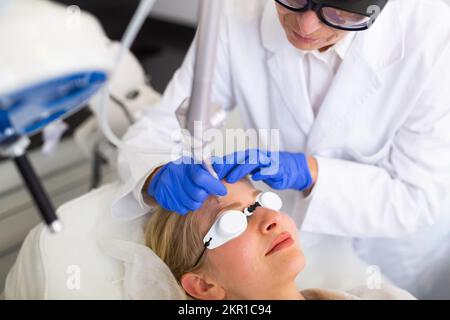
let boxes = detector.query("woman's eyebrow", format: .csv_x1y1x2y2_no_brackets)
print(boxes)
252,189,261,198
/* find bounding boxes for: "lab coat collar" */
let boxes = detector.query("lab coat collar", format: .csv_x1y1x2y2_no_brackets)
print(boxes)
333,32,356,60
260,2,314,136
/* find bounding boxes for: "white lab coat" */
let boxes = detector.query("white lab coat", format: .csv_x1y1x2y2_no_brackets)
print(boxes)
113,0,450,297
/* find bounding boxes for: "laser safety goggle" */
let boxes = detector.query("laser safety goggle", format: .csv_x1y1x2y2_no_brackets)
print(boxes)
193,192,283,267
275,0,389,31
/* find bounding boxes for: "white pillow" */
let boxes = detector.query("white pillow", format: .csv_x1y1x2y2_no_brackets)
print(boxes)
4,182,185,300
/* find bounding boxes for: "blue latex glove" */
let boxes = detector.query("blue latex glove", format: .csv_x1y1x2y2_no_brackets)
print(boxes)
148,157,227,216
213,149,313,191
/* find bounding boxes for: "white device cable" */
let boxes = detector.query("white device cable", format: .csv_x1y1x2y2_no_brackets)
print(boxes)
98,0,169,155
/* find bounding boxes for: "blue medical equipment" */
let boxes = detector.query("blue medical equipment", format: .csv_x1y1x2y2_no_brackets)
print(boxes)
0,0,112,232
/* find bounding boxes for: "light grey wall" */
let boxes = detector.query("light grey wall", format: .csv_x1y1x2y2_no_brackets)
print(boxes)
150,0,199,26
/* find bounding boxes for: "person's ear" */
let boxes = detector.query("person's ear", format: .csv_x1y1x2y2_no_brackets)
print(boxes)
181,272,226,300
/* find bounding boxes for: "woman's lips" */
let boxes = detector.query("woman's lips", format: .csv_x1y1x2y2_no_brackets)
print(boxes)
291,30,320,45
265,232,294,256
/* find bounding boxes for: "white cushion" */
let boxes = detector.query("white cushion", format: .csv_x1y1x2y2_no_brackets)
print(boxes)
4,183,125,299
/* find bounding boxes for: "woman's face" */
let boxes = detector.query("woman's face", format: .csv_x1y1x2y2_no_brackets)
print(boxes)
275,3,349,51
185,180,305,299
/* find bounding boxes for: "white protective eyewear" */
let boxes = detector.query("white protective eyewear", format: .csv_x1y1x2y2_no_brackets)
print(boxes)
193,191,283,267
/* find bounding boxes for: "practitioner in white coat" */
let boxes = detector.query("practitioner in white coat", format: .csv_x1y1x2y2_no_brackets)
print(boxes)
112,0,450,298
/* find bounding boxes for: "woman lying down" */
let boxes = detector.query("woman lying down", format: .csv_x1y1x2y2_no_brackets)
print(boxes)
145,178,415,300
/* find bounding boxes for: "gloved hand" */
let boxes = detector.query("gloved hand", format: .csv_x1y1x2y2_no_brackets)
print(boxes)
147,157,227,216
213,149,314,191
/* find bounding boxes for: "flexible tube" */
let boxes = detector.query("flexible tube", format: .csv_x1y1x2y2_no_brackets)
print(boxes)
99,0,162,153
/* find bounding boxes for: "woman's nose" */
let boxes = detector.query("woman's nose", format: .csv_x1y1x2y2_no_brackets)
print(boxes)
254,207,282,234
297,10,321,35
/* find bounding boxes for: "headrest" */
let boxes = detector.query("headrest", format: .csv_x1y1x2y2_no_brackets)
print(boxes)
4,183,186,300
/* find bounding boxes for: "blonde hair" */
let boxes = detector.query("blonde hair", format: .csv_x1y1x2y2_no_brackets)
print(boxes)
144,206,208,283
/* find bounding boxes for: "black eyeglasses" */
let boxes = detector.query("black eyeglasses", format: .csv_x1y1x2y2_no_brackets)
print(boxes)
275,0,388,31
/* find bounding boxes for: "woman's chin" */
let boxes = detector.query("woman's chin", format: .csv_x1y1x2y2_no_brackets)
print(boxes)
273,248,306,279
